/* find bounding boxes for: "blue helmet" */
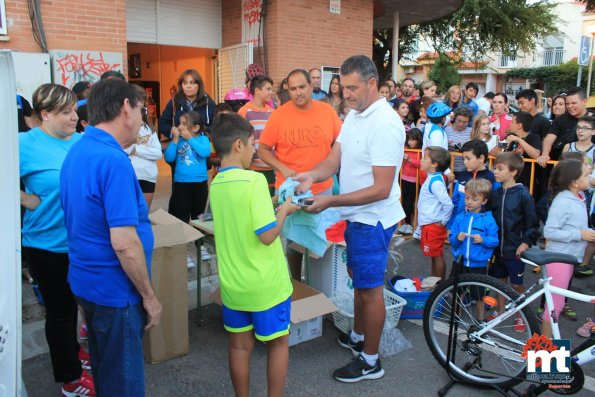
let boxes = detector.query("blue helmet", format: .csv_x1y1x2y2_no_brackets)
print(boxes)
427,102,452,118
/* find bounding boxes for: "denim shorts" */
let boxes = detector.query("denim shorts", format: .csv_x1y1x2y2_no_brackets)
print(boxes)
223,297,291,342
345,221,396,289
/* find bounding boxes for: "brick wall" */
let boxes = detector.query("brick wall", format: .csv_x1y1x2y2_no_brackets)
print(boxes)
222,0,373,90
1,0,127,59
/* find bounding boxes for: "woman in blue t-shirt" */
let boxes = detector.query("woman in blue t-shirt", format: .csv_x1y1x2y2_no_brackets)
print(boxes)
19,84,95,395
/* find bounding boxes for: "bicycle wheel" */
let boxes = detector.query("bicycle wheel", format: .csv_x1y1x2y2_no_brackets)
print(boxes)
423,274,540,388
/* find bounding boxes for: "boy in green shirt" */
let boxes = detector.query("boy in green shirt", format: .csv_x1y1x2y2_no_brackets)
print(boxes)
210,112,300,397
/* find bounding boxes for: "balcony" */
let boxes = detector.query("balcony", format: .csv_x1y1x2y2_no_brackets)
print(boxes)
499,55,517,69
543,48,564,66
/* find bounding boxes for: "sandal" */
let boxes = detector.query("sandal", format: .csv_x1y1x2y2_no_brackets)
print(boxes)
561,303,577,321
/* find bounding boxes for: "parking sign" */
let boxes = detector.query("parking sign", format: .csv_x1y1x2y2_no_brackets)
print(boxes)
579,36,591,66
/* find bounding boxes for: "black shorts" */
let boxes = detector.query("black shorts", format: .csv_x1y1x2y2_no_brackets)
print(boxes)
138,180,156,193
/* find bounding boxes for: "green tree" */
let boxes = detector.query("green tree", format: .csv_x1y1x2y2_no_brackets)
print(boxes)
428,54,462,93
505,60,595,96
374,0,560,78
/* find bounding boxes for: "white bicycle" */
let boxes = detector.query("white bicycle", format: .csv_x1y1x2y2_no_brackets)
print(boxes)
423,248,594,394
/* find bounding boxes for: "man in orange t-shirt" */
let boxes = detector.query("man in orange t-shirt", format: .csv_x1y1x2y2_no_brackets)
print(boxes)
258,68,342,279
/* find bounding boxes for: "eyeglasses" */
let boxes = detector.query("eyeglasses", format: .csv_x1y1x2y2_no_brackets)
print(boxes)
140,106,148,116
577,126,593,131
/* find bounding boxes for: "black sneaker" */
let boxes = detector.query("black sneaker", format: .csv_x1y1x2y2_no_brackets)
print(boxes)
333,354,385,383
337,332,363,356
574,265,593,278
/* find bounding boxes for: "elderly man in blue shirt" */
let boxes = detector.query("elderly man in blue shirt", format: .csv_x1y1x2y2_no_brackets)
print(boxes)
61,78,162,397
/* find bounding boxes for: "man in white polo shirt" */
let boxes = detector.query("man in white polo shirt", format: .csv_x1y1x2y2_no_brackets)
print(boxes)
295,55,405,383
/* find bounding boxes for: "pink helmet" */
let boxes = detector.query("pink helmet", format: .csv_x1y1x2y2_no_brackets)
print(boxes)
224,88,250,101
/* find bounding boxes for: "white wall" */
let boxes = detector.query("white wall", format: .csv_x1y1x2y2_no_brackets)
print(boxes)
0,51,23,397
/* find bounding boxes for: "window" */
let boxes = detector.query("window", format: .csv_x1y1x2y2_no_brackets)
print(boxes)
0,0,7,35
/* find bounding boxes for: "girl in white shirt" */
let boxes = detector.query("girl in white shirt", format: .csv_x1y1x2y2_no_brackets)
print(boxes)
471,114,499,152
128,86,163,208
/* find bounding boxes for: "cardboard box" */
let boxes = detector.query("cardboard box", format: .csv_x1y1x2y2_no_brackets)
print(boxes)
212,280,337,347
143,209,203,363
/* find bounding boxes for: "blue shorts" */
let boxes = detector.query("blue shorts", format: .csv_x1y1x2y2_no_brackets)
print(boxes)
345,221,396,289
491,256,525,285
222,297,291,342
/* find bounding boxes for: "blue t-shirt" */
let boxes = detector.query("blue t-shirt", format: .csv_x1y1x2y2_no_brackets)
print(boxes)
19,128,82,253
163,135,210,183
60,126,154,307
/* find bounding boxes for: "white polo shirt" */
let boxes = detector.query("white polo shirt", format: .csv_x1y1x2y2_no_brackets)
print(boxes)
337,98,406,228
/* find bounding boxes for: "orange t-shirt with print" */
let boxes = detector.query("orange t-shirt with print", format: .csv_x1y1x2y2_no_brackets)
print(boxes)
260,100,342,194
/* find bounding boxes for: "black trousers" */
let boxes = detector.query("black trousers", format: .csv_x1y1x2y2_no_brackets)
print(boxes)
401,179,417,225
26,247,82,383
169,181,209,222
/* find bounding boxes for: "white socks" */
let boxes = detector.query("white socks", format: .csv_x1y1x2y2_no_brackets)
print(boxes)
361,351,378,366
349,330,364,342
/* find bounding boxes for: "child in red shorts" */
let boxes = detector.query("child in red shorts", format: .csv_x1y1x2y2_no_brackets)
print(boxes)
417,147,454,279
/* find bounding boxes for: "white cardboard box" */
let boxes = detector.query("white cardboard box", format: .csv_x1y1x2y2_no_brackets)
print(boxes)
304,243,353,299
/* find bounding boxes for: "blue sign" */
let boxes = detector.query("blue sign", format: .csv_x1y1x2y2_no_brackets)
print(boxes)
579,36,591,66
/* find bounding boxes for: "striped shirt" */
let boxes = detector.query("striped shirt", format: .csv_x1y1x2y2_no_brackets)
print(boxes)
238,102,274,170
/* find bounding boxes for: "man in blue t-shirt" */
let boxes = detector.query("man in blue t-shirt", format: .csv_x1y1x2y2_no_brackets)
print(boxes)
61,78,162,397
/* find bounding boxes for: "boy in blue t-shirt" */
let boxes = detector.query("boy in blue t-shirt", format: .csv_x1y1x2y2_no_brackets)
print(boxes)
449,178,499,320
209,112,300,397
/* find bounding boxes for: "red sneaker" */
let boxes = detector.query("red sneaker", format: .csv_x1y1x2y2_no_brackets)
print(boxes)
61,371,95,396
485,310,499,322
513,316,527,333
78,349,91,371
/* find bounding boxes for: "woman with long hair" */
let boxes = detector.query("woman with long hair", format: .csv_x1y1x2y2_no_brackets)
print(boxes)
19,84,95,396
550,94,567,123
159,69,216,138
322,75,345,119
443,85,462,111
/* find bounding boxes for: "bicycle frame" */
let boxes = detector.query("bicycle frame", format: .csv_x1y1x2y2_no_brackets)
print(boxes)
468,258,594,366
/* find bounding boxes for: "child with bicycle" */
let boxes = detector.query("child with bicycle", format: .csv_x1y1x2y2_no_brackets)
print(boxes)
542,158,595,338
490,152,540,331
448,178,499,320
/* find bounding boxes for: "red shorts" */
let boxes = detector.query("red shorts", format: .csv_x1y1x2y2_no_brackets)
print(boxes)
421,223,446,257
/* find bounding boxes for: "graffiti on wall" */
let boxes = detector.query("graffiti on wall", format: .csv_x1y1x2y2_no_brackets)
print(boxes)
50,50,123,88
241,0,262,47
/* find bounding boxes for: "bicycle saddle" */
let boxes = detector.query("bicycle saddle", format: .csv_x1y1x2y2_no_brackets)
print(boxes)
521,248,580,266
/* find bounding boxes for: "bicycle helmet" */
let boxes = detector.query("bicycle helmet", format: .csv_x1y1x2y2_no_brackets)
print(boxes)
426,102,452,118
246,63,265,80
224,88,250,112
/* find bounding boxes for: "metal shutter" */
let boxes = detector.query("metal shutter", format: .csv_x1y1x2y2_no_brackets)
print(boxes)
217,43,253,103
126,0,221,48
158,0,221,48
126,0,158,44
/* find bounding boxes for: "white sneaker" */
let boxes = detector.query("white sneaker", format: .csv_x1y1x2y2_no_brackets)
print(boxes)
187,256,196,269
201,247,211,261
412,226,421,240
397,224,410,235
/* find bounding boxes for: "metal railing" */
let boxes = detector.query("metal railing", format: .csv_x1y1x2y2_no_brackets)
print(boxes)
499,55,517,68
543,48,564,66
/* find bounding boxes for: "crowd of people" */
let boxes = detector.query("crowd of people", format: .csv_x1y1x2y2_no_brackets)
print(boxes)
15,53,595,397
